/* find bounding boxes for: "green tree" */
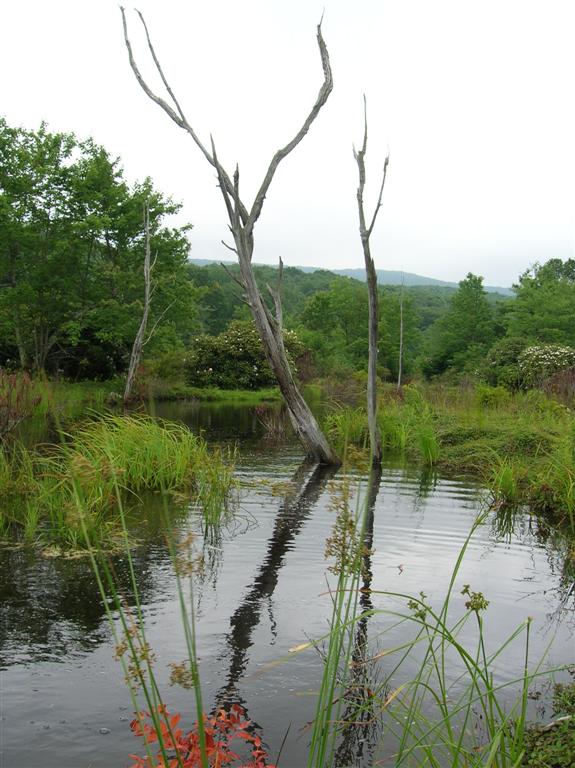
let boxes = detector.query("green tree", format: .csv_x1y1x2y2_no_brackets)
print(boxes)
0,118,197,376
423,273,496,377
299,280,368,372
505,259,575,346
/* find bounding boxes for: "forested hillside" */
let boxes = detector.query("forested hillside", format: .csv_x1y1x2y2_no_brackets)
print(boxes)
2,118,573,391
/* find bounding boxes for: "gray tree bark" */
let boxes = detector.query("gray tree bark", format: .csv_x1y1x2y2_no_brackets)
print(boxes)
14,316,28,369
124,201,153,403
397,280,404,391
353,98,389,466
120,9,339,464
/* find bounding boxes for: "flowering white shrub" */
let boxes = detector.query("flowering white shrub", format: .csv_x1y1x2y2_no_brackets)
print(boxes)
185,320,305,389
518,344,575,388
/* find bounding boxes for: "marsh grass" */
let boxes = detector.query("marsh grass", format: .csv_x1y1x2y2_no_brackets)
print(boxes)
138,378,281,404
0,414,235,549
325,383,575,529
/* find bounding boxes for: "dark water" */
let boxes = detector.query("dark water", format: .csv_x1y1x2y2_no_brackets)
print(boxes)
1,402,574,767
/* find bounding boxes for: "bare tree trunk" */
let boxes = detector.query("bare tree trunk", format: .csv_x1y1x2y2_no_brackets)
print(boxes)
397,280,404,391
14,316,27,369
124,201,153,403
120,9,339,464
353,97,389,466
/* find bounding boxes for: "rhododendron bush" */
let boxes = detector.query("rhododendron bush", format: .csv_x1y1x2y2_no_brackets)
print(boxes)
518,344,575,388
185,321,304,390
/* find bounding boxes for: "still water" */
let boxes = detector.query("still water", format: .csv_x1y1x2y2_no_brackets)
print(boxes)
1,401,574,767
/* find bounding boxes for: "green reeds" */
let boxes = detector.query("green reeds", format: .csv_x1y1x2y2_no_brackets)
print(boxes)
326,383,575,525
326,386,440,466
0,414,235,549
305,506,563,767
79,464,211,768
325,407,369,453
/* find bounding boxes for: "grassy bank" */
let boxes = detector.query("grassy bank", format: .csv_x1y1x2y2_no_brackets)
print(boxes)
34,378,281,407
142,381,281,403
325,383,575,529
0,414,234,550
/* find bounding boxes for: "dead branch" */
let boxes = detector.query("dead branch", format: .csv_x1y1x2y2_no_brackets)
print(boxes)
354,96,389,465
120,8,339,463
246,21,333,240
220,261,245,290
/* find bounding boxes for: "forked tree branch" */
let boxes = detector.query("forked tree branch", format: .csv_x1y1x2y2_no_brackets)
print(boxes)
120,6,249,225
246,21,333,238
120,8,332,248
354,95,389,243
220,261,245,290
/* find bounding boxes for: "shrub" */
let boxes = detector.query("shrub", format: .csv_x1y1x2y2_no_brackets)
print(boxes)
485,337,529,388
185,321,304,390
519,344,575,389
147,350,189,382
475,384,510,408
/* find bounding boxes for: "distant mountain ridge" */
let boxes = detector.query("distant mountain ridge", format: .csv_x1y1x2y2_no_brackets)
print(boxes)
189,259,513,296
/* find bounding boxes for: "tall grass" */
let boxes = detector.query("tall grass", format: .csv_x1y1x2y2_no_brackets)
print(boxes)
324,383,575,529
0,414,235,549
306,501,560,767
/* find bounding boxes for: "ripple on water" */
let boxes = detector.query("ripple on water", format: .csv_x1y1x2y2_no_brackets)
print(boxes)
1,411,573,768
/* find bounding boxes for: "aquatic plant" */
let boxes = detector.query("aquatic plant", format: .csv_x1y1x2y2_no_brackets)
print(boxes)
325,406,369,452
325,382,575,525
129,704,276,768
0,414,235,548
304,503,566,767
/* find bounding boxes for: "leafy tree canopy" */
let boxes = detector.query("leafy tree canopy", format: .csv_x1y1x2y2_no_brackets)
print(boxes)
505,259,575,346
0,118,199,376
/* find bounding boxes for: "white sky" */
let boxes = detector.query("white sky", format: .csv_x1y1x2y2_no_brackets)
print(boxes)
1,0,573,286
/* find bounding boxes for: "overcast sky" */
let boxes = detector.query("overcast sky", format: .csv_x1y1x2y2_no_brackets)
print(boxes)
1,0,573,286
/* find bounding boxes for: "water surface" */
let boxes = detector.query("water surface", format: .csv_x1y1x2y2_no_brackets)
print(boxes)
1,401,573,767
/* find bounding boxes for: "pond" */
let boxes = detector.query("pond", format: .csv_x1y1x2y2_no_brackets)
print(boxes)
1,401,574,767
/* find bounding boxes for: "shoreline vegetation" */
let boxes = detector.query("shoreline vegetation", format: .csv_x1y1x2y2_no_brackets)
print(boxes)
0,410,234,552
324,382,575,533
1,376,575,547
1,380,574,764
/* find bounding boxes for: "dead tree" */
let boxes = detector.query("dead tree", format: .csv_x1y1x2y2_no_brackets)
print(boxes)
120,9,339,464
353,97,389,466
124,200,154,403
397,273,404,391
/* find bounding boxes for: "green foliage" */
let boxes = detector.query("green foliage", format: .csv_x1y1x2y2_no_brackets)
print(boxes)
475,384,511,408
423,273,498,377
506,258,575,346
518,344,575,389
485,337,529,388
0,415,235,548
324,383,575,525
185,320,303,390
0,118,198,377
